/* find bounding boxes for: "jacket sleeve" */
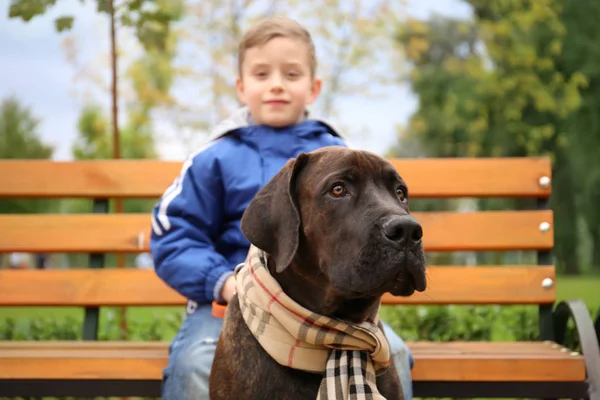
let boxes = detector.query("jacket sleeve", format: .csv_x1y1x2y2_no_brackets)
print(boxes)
150,148,233,304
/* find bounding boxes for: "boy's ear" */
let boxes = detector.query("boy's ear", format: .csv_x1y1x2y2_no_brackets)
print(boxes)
236,77,247,105
308,77,322,105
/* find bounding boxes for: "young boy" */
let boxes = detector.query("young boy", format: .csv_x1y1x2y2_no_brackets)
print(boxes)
150,16,414,400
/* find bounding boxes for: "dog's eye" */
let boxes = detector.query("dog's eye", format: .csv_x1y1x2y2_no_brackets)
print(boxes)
330,184,347,197
396,188,407,202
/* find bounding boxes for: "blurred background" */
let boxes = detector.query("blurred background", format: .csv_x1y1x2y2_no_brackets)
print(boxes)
1,0,598,348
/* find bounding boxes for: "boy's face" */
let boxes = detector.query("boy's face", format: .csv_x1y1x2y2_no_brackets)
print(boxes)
236,37,322,128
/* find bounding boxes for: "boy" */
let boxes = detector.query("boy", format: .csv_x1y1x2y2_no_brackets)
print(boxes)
150,16,414,400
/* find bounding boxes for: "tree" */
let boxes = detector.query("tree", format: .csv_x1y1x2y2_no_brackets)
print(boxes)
0,96,55,214
0,96,53,160
394,1,588,274
9,0,183,159
555,0,600,272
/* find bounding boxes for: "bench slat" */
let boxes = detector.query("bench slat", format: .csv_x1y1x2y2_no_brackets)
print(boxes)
0,158,551,198
0,266,555,306
0,341,584,382
382,265,555,305
0,210,553,253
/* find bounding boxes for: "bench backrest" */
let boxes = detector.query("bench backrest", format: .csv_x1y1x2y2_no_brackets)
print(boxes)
0,158,554,309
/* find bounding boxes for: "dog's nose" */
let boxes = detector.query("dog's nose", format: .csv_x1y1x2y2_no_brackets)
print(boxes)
382,215,423,245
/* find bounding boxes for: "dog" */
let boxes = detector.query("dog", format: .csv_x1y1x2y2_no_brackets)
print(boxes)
209,146,426,399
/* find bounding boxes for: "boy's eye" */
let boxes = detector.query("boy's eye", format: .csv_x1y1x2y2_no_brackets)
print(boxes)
255,71,268,78
287,71,300,78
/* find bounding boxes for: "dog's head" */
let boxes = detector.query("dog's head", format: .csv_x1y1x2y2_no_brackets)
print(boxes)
241,146,426,303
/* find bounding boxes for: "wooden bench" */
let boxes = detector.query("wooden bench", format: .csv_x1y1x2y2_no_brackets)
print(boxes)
0,158,599,399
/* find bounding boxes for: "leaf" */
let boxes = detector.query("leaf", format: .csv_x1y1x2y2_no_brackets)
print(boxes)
9,0,57,22
96,0,110,13
54,15,74,32
127,0,143,12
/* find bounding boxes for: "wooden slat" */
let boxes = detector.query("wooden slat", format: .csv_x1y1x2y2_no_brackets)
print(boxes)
0,160,181,199
0,210,553,253
0,266,555,307
382,265,556,305
389,157,552,198
0,158,551,199
0,341,584,382
0,269,186,306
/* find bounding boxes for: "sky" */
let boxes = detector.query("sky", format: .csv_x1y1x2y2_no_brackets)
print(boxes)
0,0,472,161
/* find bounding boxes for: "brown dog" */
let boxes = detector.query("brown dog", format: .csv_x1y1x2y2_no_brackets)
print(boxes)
209,146,426,399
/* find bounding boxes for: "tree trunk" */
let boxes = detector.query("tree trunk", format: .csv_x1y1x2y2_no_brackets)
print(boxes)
108,0,128,340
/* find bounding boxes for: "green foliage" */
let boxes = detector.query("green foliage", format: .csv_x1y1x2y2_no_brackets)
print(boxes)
0,96,57,215
0,96,53,160
72,104,156,160
8,0,58,21
396,0,586,160
54,15,73,31
381,305,536,342
9,0,183,51
0,308,183,341
392,1,599,274
556,0,600,271
0,316,80,340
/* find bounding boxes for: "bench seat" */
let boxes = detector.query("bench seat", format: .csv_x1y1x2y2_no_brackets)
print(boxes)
0,341,588,397
0,340,585,381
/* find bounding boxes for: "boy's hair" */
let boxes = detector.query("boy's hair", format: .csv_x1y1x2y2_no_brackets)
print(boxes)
238,17,317,78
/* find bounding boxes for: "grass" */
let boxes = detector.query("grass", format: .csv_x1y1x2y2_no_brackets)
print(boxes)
555,275,600,311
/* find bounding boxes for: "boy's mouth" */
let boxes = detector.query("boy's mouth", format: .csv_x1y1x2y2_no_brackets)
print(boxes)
264,99,289,106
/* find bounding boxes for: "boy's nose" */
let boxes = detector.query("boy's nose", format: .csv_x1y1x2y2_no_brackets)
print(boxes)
269,74,284,91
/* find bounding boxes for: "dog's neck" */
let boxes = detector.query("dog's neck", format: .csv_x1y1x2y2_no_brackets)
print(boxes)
267,256,381,324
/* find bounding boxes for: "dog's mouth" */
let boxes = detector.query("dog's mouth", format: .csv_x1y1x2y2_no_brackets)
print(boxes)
392,249,427,295
397,267,427,295
334,255,426,299
408,264,427,292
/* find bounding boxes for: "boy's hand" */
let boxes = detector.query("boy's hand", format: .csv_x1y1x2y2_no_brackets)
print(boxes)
220,275,237,304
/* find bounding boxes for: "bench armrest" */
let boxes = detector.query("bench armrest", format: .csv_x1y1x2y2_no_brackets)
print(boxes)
553,299,600,400
595,308,600,346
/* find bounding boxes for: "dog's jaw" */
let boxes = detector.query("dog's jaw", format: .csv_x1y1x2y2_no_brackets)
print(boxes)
269,256,383,323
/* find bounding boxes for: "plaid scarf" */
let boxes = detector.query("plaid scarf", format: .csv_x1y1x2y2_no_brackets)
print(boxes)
235,245,394,400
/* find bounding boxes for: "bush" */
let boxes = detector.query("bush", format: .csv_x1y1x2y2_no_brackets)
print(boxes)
0,309,184,342
0,315,81,340
380,304,589,343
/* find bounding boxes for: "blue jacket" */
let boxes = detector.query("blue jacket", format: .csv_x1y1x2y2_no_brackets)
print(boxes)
150,109,347,304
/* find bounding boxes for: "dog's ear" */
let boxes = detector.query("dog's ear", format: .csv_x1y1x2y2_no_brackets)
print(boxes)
241,153,309,273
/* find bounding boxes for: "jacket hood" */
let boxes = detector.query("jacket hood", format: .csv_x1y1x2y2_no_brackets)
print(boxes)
207,107,346,142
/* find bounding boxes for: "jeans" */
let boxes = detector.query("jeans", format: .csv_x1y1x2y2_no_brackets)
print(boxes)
162,302,414,400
